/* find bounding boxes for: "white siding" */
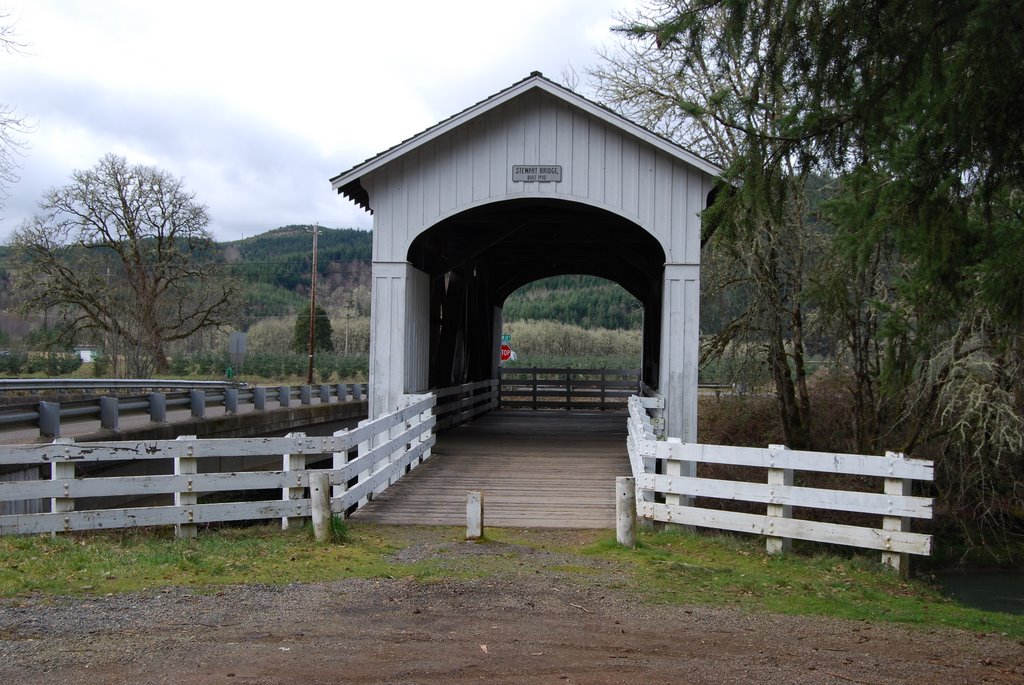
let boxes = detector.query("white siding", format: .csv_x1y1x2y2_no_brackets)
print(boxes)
364,90,714,264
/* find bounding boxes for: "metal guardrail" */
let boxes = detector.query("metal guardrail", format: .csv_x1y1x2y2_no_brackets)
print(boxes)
0,381,367,439
0,378,236,393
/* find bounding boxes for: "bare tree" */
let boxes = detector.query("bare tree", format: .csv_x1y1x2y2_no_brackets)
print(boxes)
1,10,31,213
10,154,238,377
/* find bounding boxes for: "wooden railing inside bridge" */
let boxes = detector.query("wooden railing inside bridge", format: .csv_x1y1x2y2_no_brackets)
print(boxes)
498,367,640,411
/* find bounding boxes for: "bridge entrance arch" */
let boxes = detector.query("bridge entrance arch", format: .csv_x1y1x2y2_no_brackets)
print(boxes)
330,73,720,441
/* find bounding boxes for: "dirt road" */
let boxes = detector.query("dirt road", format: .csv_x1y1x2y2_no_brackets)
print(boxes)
2,536,1022,684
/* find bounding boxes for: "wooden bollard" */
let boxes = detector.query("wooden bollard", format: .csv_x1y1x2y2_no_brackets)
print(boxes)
310,471,332,542
616,476,636,548
466,490,484,540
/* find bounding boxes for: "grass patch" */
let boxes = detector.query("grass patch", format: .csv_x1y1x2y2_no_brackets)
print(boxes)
2,524,1022,638
582,528,1024,637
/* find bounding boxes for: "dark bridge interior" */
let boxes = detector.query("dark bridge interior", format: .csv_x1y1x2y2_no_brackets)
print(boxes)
406,199,666,390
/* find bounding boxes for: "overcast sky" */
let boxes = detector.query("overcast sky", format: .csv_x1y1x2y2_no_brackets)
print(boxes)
0,0,643,243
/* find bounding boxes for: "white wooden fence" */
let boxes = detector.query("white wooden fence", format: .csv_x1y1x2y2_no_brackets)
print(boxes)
627,396,934,573
0,393,436,537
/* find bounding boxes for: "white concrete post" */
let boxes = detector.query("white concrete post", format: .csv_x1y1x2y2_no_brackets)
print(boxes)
616,476,637,548
466,491,484,540
310,471,332,542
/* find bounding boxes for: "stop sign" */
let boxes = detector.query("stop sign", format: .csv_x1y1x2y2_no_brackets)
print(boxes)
500,344,512,362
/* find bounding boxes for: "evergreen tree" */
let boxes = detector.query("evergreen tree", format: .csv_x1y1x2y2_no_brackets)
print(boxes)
293,304,334,354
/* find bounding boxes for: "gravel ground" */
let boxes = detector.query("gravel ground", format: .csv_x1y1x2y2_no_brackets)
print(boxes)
2,536,1023,684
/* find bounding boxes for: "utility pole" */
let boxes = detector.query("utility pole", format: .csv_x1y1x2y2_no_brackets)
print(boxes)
306,223,319,385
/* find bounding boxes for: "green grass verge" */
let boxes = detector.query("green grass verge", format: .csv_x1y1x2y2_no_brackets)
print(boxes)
1,524,1021,638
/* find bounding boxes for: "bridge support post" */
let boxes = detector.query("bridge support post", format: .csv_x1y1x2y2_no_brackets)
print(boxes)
190,390,205,419
99,396,119,431
39,401,60,438
149,392,167,422
466,490,484,540
616,476,637,548
224,388,238,414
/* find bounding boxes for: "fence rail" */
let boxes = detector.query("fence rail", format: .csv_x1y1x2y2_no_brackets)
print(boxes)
0,393,434,536
499,368,640,411
626,396,934,573
0,382,367,439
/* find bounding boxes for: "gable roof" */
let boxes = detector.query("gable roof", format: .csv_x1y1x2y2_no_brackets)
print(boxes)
330,71,722,212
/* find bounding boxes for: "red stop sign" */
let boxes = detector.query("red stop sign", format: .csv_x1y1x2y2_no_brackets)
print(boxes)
500,344,512,362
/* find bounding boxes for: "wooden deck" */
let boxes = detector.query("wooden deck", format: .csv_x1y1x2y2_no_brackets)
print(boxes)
351,410,631,528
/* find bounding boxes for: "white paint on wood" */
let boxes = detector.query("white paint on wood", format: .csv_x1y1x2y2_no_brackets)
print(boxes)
310,471,332,542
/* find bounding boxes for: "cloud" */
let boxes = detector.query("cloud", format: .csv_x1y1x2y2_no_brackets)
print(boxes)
1,0,638,242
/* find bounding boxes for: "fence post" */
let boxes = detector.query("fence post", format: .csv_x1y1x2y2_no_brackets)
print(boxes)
600,370,607,409
174,435,198,539
50,437,76,535
99,396,119,431
282,432,307,530
39,401,60,438
466,490,484,540
332,428,349,502
190,390,205,419
254,386,266,411
882,452,912,576
310,471,332,542
531,369,538,410
149,392,167,422
224,388,239,414
565,369,572,410
766,444,794,554
616,476,637,548
356,418,372,507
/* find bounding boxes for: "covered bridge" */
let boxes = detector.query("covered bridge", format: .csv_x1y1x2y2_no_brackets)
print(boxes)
330,72,720,441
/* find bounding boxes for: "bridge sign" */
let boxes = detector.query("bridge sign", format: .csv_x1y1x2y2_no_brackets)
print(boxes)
500,345,512,362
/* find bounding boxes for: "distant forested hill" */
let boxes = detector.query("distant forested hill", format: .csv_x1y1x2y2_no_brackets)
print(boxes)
502,275,641,330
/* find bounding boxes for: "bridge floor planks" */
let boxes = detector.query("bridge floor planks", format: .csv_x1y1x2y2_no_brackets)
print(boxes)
351,410,631,529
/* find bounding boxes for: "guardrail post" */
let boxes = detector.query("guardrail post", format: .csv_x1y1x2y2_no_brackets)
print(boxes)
99,396,119,431
174,436,198,539
39,401,60,438
149,392,167,422
882,452,912,576
51,437,76,535
353,383,362,401
616,476,637,548
224,387,238,414
190,390,205,419
319,384,331,403
282,432,307,530
766,444,794,554
337,383,348,401
565,369,572,410
278,385,290,408
300,385,312,405
254,386,266,410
